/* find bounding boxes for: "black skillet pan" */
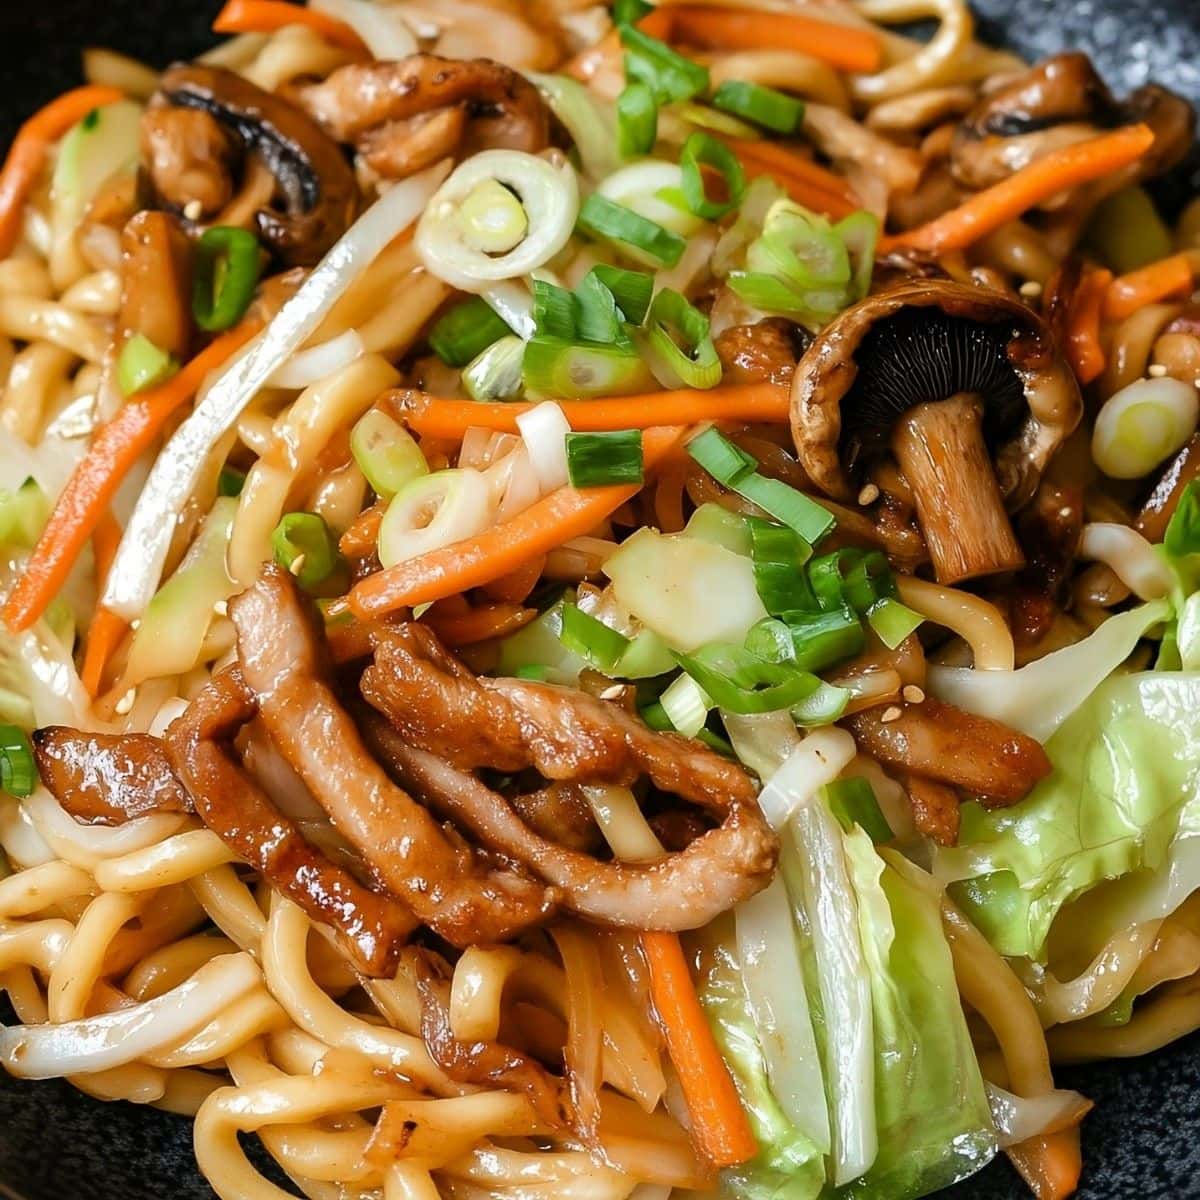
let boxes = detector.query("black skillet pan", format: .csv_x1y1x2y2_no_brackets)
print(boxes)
0,2,1199,1197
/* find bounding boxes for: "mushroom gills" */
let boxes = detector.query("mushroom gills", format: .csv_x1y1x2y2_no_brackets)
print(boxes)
841,308,1028,584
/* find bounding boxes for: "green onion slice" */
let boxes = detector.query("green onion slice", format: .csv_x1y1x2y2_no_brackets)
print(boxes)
747,516,815,613
680,132,745,221
350,409,429,500
566,430,644,488
618,81,658,159
0,726,37,798
642,287,721,390
523,335,654,399
588,265,653,325
620,24,710,104
614,0,653,22
217,467,246,498
574,271,627,345
824,777,893,842
532,279,580,340
0,477,48,550
270,512,341,592
559,602,632,671
577,193,686,268
429,296,514,367
117,333,178,397
791,679,850,726
659,672,712,736
712,80,805,135
868,597,924,650
192,226,263,333
674,643,822,714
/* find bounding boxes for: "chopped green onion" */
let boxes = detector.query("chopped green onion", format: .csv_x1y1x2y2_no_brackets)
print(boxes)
614,0,653,21
620,24,710,104
0,478,47,550
351,409,429,500
792,680,850,726
574,271,627,345
578,193,685,268
868,597,923,650
0,726,37,798
458,178,528,255
271,512,341,592
836,210,879,307
807,548,859,612
515,663,552,681
589,265,653,325
675,101,761,140
532,279,580,339
747,607,864,674
566,430,644,488
808,547,895,614
614,627,676,678
642,287,722,390
192,226,263,332
117,333,178,397
824,777,892,842
523,335,654,398
659,671,712,736
429,296,514,367
712,80,805,135
674,643,821,714
217,467,245,498
463,335,526,401
618,81,658,158
559,602,632,671
679,132,745,221
640,698,673,731
747,517,815,613
685,427,836,545
685,503,752,555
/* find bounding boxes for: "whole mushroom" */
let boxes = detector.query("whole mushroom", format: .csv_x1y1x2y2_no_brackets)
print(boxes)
791,279,1082,584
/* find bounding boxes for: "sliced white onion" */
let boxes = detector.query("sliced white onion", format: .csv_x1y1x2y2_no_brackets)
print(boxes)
722,710,803,781
268,328,364,390
516,401,571,494
986,1083,1092,1149
482,280,536,340
755,726,857,830
0,953,261,1078
417,151,579,291
377,468,493,567
496,444,541,522
659,673,711,737
102,162,450,622
598,161,706,238
311,0,419,58
1093,376,1198,480
1078,522,1173,601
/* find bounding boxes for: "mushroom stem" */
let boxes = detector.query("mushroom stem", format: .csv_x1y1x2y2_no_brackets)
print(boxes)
890,391,1026,583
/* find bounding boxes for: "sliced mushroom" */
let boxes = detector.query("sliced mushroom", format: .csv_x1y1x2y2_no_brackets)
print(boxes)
118,210,193,359
296,56,550,182
951,53,1194,197
791,279,1082,583
145,64,357,266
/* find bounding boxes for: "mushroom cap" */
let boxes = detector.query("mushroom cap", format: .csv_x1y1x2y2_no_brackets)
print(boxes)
790,279,1082,508
150,64,358,267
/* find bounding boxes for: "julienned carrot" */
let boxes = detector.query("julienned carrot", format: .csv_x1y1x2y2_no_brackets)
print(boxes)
349,425,687,617
3,323,259,634
1105,251,1197,321
212,0,365,51
882,124,1156,256
724,139,859,219
423,600,537,646
0,85,123,260
80,511,127,697
399,383,789,441
640,930,758,1168
1067,266,1113,385
647,5,882,74
1007,1128,1083,1200
482,554,547,605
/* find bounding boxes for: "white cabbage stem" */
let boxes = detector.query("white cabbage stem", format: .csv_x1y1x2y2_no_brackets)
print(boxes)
1078,522,1173,601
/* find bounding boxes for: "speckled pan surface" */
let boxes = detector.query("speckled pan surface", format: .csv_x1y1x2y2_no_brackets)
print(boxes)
1,2,1199,1198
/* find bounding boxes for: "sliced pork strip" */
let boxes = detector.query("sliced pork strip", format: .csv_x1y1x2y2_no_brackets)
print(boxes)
32,728,193,826
164,669,416,977
229,567,558,947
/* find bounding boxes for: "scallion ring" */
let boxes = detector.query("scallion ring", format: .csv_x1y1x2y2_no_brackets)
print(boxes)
377,468,493,567
192,226,263,332
416,150,579,291
566,430,644,488
271,512,342,592
712,80,806,136
680,132,745,221
117,333,178,397
618,81,658,159
641,287,721,389
0,726,37,798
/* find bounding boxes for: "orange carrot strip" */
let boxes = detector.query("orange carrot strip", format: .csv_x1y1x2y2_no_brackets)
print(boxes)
725,139,857,204
1104,251,1196,321
399,383,789,441
422,601,537,646
882,124,1156,256
349,426,686,617
1007,1128,1083,1200
212,0,365,51
0,85,123,260
3,323,259,634
1066,266,1113,385
482,554,547,605
641,930,758,1168
654,5,882,74
80,511,127,698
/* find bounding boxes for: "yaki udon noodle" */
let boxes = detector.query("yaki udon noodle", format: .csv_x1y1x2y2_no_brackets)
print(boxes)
2,1,1200,1197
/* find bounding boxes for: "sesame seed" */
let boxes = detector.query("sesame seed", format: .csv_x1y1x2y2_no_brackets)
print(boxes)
288,554,307,577
183,199,203,222
881,705,903,723
599,685,624,701
115,688,136,716
130,619,141,631
902,684,925,704
1019,281,1043,298
213,599,228,616
1148,363,1168,377
858,483,880,506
